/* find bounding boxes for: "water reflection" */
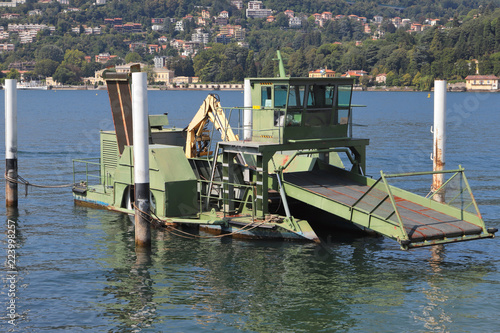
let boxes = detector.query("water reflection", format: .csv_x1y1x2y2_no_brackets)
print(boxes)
412,245,450,332
0,90,497,331
85,207,496,332
2,207,26,329
93,213,157,332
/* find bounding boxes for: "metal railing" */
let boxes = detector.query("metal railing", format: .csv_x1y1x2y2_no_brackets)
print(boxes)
350,167,481,241
383,167,479,216
197,178,255,219
72,158,101,185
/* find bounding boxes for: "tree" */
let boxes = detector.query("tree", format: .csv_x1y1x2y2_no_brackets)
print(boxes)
412,72,422,87
429,28,444,55
276,13,288,27
167,56,194,76
34,59,59,77
453,59,472,78
125,52,143,63
359,75,371,87
35,45,64,62
82,62,104,78
385,48,409,73
62,49,86,69
53,64,80,85
260,56,275,77
245,50,257,77
382,21,396,34
385,71,399,86
363,43,379,67
401,73,412,86
288,49,308,77
6,69,20,80
104,58,124,67
340,46,367,72
418,75,434,91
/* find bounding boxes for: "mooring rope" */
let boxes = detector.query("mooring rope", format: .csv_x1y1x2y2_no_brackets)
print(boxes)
133,202,270,239
4,174,76,197
6,172,272,240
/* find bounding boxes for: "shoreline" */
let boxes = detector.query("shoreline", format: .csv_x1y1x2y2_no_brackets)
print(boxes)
18,84,499,93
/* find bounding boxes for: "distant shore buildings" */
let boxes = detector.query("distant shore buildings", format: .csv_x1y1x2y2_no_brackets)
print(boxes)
465,75,499,91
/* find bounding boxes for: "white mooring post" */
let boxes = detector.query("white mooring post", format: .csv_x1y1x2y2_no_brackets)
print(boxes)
432,80,446,203
132,72,151,247
243,78,252,141
5,79,18,207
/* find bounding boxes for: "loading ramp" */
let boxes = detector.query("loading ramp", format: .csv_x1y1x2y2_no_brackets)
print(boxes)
282,167,495,249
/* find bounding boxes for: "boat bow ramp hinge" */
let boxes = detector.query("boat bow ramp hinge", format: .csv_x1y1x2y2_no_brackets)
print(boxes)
72,183,87,194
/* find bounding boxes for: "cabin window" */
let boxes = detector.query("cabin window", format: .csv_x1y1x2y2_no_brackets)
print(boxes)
306,85,334,108
304,85,334,127
272,85,287,126
325,86,335,106
274,85,288,108
337,85,352,125
286,85,305,126
288,85,304,107
261,85,272,108
337,85,352,107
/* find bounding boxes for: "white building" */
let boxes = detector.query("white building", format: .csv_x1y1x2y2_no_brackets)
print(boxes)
0,0,25,7
0,43,14,52
289,16,302,28
246,1,272,19
231,0,243,10
175,21,184,31
152,67,175,84
192,29,209,44
154,56,167,68
8,23,50,32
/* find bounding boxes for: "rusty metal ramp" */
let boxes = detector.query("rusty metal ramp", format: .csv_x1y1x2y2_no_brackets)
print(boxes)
282,167,495,249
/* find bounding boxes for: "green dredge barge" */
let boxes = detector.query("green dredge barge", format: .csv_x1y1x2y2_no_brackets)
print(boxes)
72,61,496,250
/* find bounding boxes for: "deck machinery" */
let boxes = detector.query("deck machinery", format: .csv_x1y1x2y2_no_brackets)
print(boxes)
73,69,496,250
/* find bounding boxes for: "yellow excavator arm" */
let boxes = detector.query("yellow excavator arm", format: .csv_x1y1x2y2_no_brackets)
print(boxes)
185,94,239,158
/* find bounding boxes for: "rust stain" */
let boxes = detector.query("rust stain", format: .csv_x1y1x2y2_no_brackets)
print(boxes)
433,135,445,200
434,148,444,169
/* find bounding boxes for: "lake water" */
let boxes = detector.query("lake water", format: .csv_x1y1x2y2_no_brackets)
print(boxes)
0,89,499,332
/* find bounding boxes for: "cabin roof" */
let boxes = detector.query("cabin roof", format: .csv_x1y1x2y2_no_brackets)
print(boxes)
248,77,354,85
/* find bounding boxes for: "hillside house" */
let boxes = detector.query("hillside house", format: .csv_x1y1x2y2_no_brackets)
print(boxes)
465,75,499,91
309,68,336,78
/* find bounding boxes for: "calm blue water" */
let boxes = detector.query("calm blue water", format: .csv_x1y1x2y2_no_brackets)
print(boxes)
0,89,499,332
